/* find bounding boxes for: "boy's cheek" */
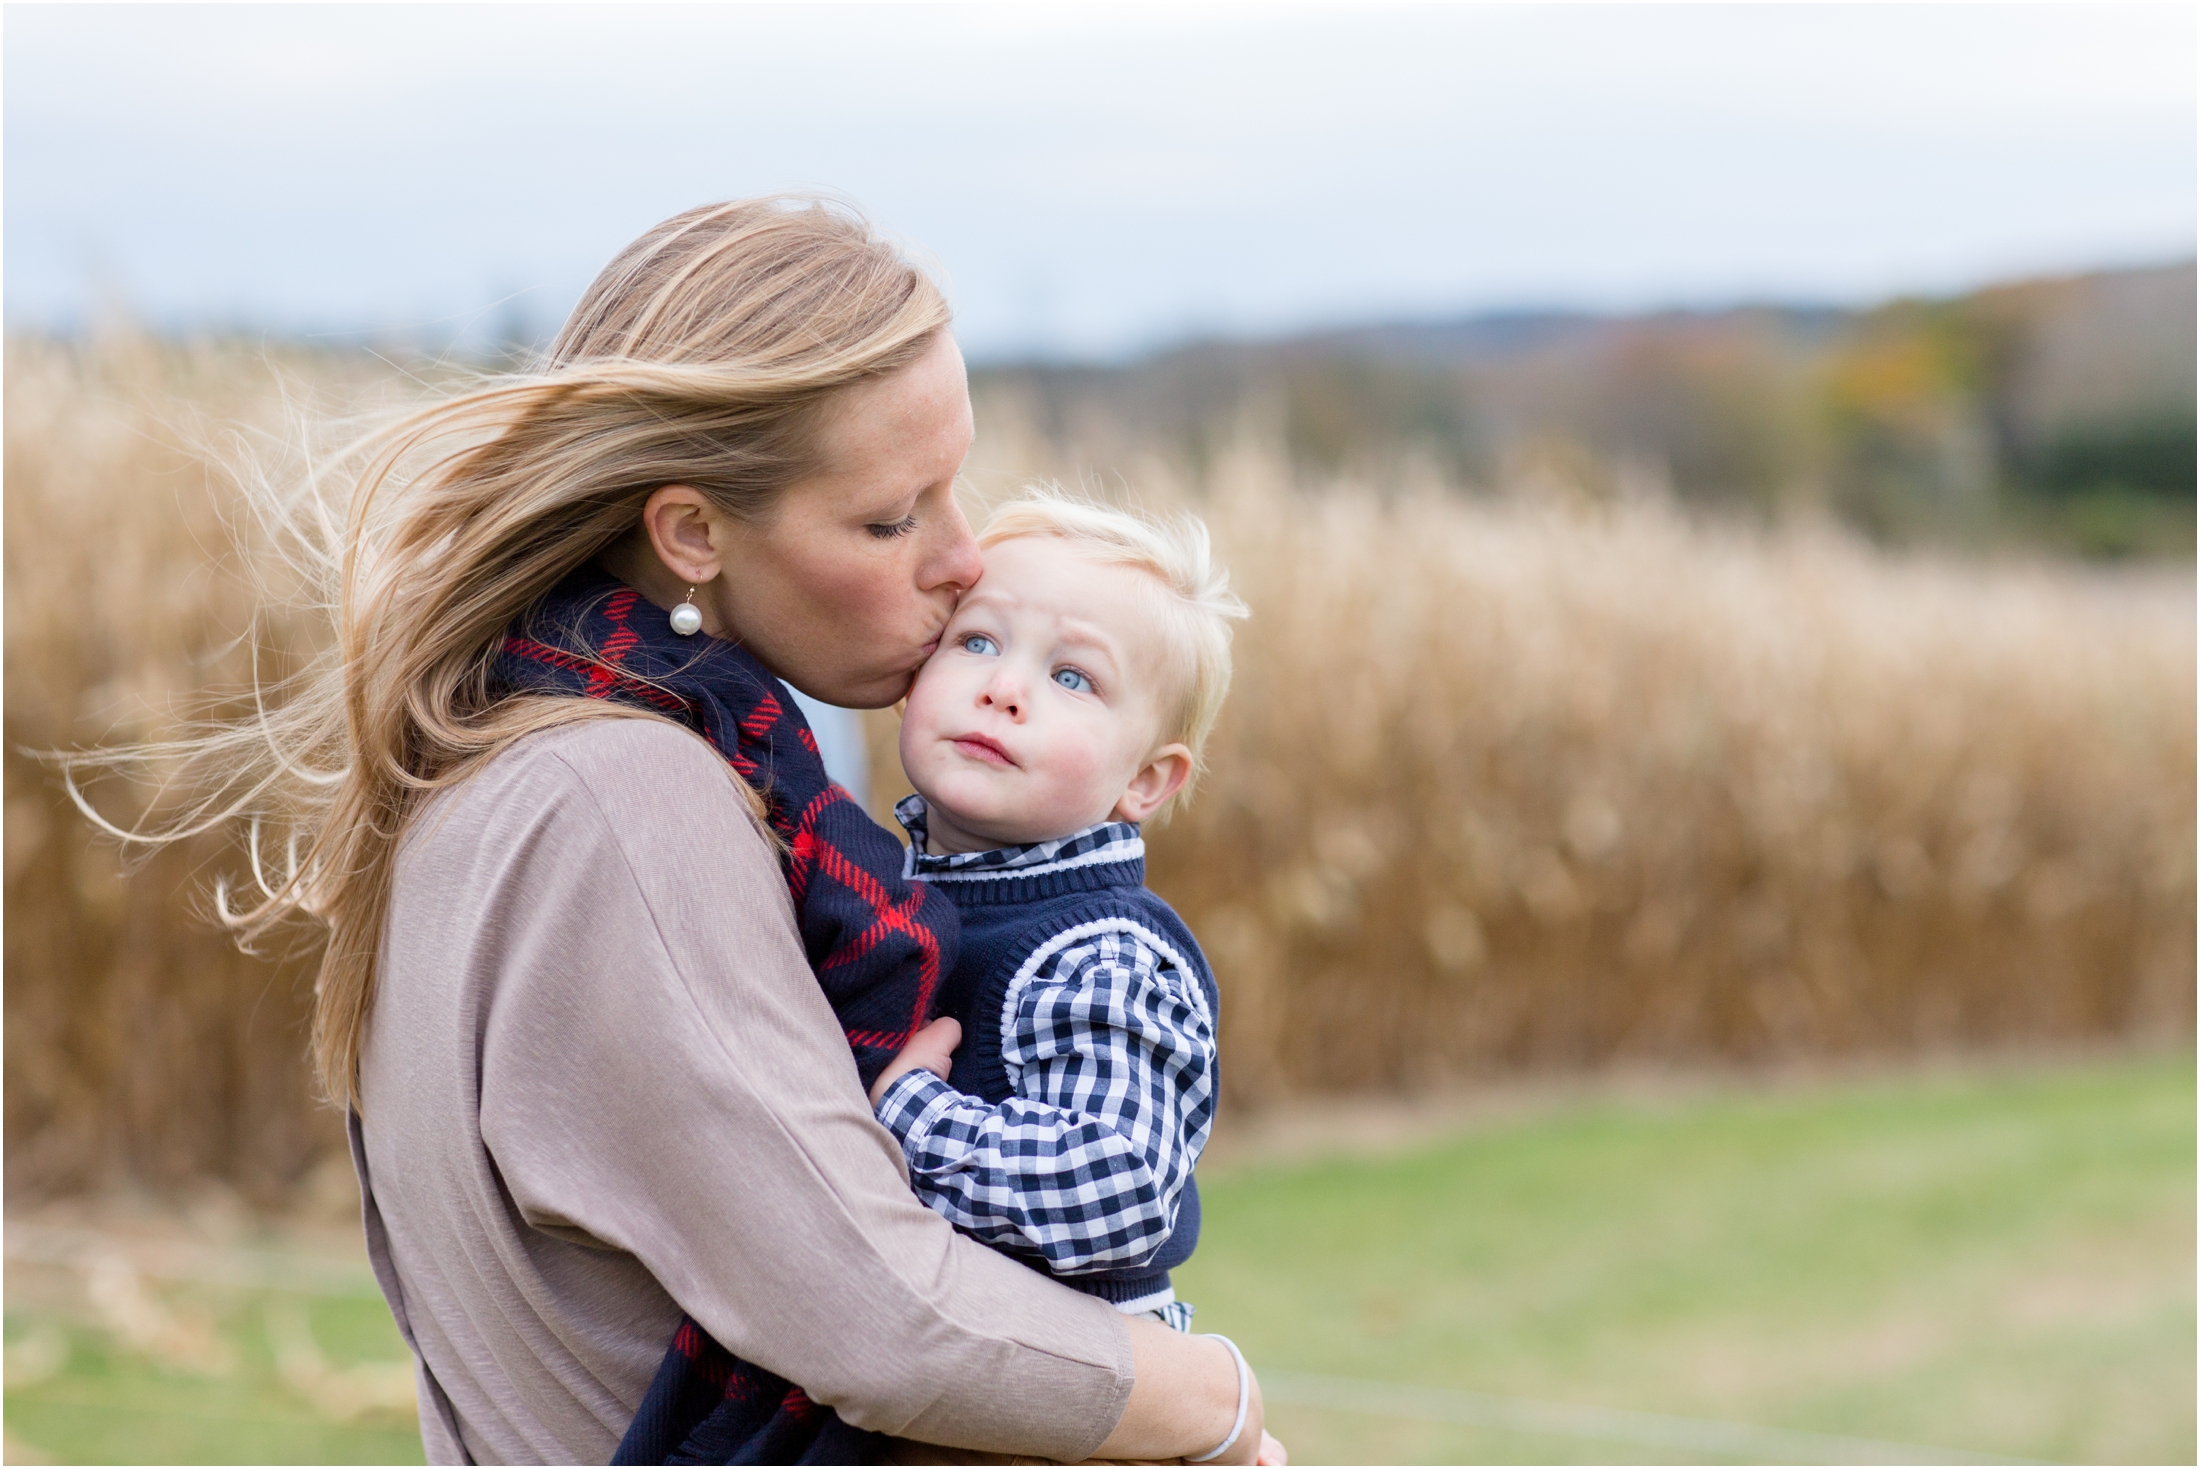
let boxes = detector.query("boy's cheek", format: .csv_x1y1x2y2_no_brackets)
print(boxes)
898,670,961,760
1027,740,1116,824
901,661,947,721
895,703,932,778
903,736,964,802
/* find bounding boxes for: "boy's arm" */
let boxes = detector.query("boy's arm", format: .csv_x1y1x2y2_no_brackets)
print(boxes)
871,920,1217,1276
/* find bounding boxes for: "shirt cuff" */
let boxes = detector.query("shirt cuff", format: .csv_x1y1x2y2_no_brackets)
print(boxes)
872,1066,962,1147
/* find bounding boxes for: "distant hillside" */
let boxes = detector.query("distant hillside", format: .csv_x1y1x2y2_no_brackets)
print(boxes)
974,263,2196,557
1301,303,1857,365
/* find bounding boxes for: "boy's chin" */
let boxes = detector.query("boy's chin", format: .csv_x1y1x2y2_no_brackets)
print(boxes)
926,805,1025,850
920,792,1066,851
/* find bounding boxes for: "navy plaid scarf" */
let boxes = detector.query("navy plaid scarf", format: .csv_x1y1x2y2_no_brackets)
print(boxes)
490,564,955,1465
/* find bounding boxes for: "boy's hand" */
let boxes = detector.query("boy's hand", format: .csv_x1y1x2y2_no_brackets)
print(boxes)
867,1017,963,1107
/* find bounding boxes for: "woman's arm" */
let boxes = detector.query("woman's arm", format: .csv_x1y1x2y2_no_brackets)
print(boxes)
463,719,1247,1461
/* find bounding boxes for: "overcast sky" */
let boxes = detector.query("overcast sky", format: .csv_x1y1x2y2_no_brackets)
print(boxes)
6,4,2194,361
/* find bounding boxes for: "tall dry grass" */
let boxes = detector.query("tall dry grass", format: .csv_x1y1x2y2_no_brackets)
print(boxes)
6,336,2192,1197
4,336,395,1198
930,399,2197,1100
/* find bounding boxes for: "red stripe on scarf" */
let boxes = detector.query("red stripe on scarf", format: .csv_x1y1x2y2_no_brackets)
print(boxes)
499,635,687,713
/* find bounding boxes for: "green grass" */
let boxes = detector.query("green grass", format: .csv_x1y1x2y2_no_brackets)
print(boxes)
1177,1051,2196,1465
5,1052,2191,1464
5,1289,424,1465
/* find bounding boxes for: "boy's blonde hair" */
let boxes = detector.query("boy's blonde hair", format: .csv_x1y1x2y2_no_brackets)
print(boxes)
979,486,1249,819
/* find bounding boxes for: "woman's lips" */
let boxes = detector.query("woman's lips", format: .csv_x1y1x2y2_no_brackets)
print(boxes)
949,734,1015,767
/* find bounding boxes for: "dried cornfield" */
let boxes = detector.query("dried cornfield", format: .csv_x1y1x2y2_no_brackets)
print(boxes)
6,336,2193,1198
4,336,398,1199
943,401,2194,1097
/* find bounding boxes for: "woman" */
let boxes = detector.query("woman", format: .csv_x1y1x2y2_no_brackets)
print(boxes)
92,199,1265,1463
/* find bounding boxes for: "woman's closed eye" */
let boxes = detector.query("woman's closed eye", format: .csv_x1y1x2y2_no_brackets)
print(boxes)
959,633,1000,656
1052,666,1094,694
865,514,919,540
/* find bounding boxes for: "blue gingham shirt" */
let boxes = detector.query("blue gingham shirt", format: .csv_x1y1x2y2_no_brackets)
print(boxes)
874,797,1218,1279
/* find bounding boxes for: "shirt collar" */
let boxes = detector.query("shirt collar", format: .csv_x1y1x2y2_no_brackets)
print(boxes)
895,793,1144,882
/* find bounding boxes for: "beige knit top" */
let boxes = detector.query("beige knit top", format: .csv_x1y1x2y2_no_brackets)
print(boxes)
350,718,1134,1464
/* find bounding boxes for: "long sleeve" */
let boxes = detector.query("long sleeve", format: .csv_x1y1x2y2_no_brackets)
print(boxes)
357,717,1133,1464
871,920,1219,1275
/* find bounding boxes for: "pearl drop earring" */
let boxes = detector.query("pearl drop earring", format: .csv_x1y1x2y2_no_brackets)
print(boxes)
669,587,703,637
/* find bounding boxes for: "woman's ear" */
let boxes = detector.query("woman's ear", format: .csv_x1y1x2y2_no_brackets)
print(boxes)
1112,744,1193,825
640,485,727,586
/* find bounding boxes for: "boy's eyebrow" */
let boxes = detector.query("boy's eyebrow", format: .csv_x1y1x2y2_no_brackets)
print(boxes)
954,590,1127,673
1046,617,1126,675
954,584,1016,612
945,590,1015,631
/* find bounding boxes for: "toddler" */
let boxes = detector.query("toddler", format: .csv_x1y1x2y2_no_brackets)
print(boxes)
868,488,1246,1332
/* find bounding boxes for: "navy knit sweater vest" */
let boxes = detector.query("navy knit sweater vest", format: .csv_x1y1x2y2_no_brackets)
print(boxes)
924,846,1218,1308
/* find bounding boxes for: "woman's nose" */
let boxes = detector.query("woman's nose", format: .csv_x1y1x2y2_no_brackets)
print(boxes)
920,501,983,597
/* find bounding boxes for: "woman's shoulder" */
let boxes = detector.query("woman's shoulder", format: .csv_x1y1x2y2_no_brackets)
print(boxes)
387,713,796,1018
409,714,771,877
494,711,727,783
452,713,741,816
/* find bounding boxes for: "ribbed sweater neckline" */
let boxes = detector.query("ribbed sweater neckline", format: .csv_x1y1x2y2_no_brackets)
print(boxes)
913,855,1148,907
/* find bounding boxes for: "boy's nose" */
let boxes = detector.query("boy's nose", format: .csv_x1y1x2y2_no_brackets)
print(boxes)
979,673,1024,719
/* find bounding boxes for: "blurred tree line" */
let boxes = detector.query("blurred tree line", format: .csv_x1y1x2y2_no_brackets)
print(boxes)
978,262,2196,559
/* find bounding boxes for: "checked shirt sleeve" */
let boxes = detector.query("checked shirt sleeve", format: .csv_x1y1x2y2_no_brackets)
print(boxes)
872,924,1217,1276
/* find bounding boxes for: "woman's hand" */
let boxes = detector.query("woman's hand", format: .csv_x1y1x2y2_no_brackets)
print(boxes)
1256,1429,1289,1464
867,1017,962,1107
1096,1319,1269,1463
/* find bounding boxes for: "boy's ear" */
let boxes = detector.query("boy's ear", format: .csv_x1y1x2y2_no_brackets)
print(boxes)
1112,743,1193,825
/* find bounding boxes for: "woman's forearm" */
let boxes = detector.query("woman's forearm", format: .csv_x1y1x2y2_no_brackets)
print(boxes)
1095,1318,1266,1464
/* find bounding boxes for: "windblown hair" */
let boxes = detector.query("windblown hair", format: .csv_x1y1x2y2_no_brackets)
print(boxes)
979,486,1249,818
65,197,951,1109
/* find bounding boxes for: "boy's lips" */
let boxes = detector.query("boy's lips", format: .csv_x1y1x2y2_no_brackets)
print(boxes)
948,733,1016,767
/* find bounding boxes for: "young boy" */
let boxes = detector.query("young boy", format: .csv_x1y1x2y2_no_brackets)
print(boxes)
867,488,1247,1332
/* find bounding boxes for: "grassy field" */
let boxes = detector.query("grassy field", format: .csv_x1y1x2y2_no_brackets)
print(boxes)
3,1281,422,1465
5,1050,2190,1465
1180,1050,2196,1466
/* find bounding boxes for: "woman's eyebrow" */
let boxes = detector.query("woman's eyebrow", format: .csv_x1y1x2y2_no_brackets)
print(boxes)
857,489,921,519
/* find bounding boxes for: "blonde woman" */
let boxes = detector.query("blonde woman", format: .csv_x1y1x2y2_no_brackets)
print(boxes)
89,199,1263,1464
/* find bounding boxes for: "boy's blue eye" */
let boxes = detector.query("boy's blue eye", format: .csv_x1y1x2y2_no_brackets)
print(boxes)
1053,667,1093,693
961,634,999,656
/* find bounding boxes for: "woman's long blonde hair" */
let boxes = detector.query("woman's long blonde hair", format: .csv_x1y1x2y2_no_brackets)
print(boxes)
65,197,951,1109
